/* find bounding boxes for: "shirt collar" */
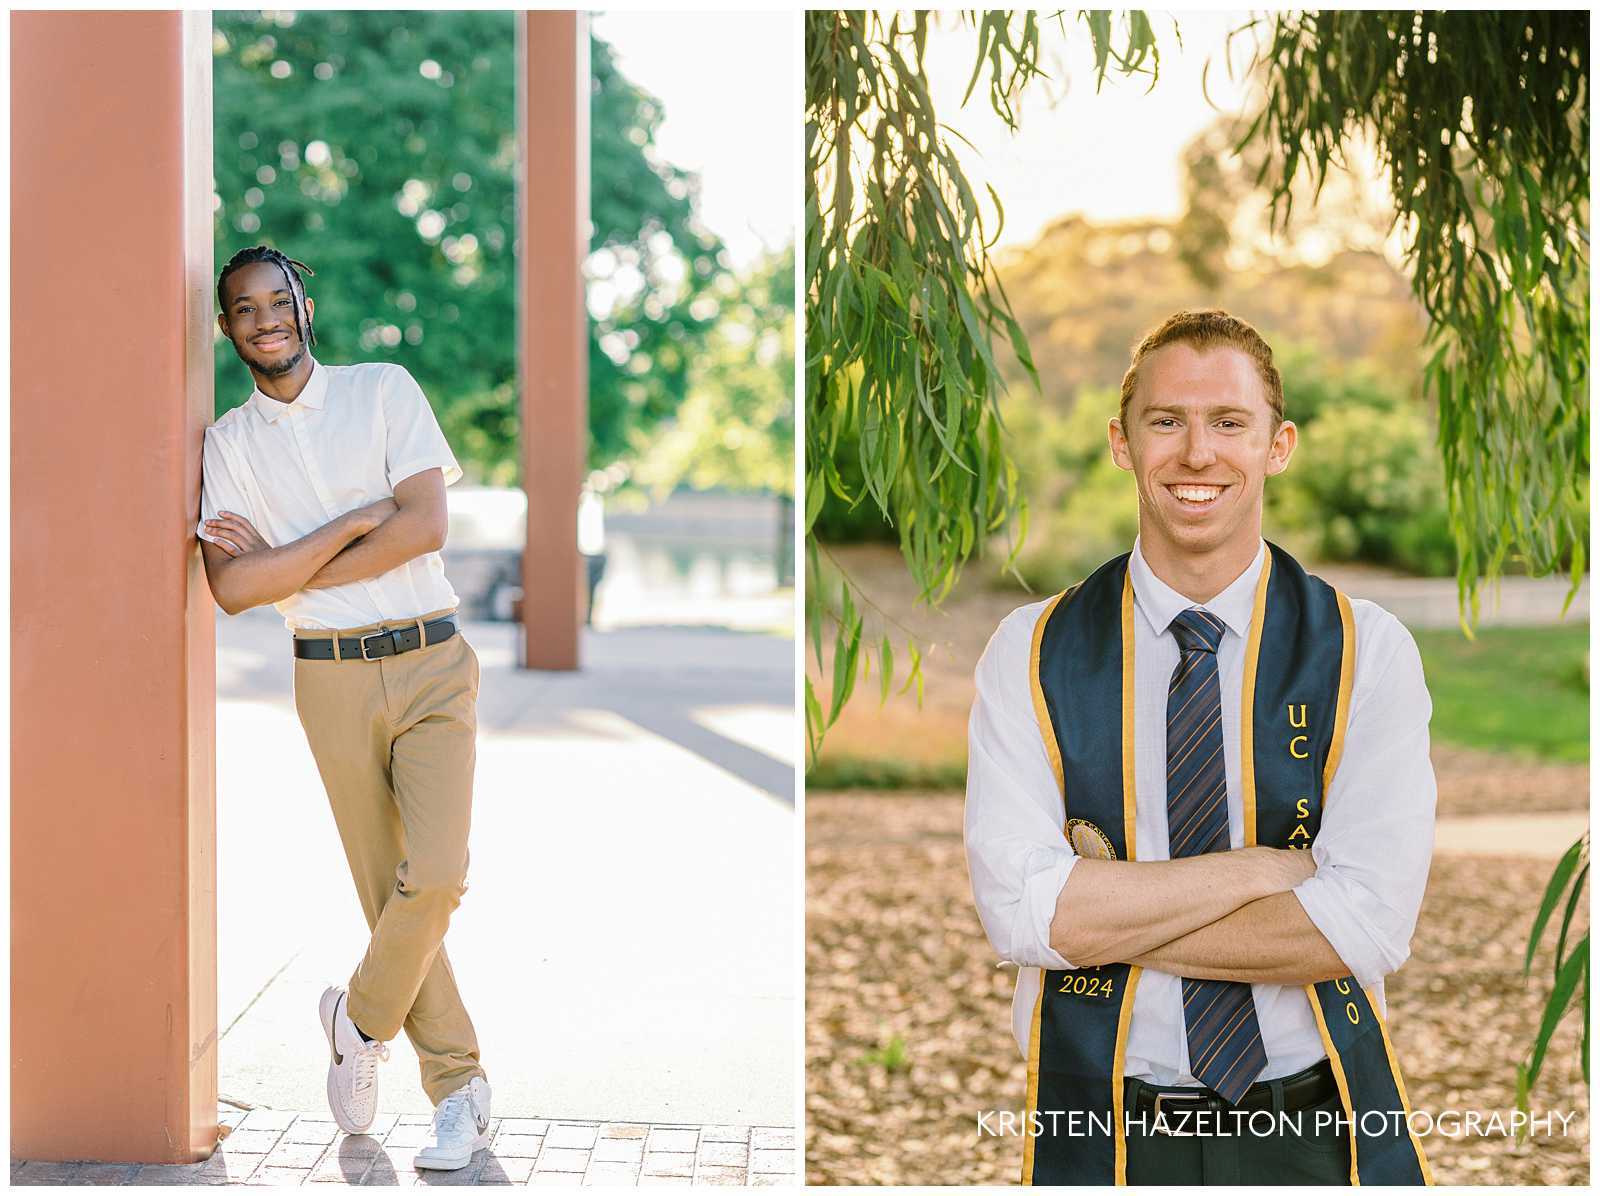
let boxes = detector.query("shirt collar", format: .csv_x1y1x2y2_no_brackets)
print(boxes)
1129,535,1266,643
248,356,326,423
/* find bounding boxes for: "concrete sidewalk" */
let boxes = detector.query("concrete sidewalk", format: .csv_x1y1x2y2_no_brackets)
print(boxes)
12,1109,797,1186
214,605,796,1131
1313,565,1588,629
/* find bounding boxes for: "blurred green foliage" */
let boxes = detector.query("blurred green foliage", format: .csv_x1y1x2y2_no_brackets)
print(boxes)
211,10,725,480
632,241,796,498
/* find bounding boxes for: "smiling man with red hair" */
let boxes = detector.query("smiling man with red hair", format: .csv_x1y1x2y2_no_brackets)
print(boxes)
965,309,1435,1185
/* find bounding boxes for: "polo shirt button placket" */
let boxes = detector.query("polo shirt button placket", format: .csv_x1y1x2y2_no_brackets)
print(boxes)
291,408,363,621
294,404,393,624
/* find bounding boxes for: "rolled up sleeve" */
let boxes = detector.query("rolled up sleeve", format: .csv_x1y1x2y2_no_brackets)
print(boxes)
964,604,1080,970
1293,611,1436,992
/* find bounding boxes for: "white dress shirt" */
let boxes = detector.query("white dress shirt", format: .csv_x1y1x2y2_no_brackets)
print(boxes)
196,357,464,630
964,537,1436,1085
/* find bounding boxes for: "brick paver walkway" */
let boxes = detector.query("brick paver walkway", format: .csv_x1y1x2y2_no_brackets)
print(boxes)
11,1107,797,1186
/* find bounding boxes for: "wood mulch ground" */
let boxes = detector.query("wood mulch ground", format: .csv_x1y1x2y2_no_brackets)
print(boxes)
805,788,1590,1186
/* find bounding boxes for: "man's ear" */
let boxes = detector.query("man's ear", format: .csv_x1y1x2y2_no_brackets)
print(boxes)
1109,416,1134,473
304,296,315,323
216,311,230,339
1265,419,1298,477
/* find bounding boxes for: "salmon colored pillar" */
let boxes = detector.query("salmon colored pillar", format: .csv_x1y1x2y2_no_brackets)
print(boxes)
11,11,218,1163
518,11,589,670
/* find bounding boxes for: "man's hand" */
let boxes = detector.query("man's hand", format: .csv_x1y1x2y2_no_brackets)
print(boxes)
1252,844,1319,889
204,511,271,558
353,496,400,533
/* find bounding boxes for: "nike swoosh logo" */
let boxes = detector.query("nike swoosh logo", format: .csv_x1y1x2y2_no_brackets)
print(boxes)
331,995,345,1066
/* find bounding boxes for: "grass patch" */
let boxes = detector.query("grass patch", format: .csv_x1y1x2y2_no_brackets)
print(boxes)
857,1032,910,1073
806,755,968,791
1411,623,1588,763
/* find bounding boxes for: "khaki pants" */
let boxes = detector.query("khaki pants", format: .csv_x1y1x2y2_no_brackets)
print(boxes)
292,605,486,1106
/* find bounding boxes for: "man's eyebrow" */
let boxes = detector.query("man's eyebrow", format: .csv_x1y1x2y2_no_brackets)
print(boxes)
1143,403,1256,417
229,289,292,306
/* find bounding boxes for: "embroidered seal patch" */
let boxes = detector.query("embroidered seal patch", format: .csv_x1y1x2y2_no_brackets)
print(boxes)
1065,818,1117,860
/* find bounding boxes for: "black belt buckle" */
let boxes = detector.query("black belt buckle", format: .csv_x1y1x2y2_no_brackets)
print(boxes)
360,629,402,660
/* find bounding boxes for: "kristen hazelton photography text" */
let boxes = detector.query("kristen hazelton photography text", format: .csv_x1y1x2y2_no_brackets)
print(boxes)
804,8,1588,1189
975,1107,1585,1142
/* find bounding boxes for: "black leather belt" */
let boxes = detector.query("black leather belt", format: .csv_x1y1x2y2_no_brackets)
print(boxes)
293,614,459,661
1128,1059,1338,1132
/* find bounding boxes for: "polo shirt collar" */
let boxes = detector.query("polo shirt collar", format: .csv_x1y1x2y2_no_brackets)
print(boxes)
248,356,326,423
1129,535,1266,643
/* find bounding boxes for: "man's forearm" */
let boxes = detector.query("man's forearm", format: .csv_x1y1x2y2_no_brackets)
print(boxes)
208,513,368,614
1123,891,1351,985
1052,847,1313,967
303,506,441,590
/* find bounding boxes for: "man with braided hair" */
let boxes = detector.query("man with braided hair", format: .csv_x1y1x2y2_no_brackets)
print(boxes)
198,245,492,1170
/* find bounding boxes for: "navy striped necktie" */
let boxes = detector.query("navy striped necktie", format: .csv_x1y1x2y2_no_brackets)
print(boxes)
1166,607,1266,1103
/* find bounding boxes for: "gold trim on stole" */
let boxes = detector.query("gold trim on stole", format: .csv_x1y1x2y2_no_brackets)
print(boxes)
1120,570,1138,862
1367,987,1435,1183
1304,993,1363,1186
1030,591,1069,797
1322,591,1357,796
1019,577,1144,1184
1278,579,1363,1184
1113,569,1141,1184
1239,549,1274,845
1296,585,1430,1184
1022,589,1068,1185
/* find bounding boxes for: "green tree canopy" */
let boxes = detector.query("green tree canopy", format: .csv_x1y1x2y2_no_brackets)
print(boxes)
1244,10,1589,619
212,10,725,479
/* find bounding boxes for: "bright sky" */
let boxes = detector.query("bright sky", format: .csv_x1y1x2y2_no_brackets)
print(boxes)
921,11,1263,250
592,10,796,269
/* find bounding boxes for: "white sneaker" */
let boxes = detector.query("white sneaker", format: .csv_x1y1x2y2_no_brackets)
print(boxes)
413,1076,492,1171
318,985,390,1135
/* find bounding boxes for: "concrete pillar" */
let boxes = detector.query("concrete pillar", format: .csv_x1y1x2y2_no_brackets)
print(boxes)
517,11,589,670
11,11,217,1163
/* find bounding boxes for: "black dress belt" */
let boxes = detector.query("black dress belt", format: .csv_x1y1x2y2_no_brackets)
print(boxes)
1128,1058,1339,1125
293,614,459,661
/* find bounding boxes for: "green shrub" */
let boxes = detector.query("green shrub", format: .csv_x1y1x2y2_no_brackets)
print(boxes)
1268,397,1456,576
993,387,1140,591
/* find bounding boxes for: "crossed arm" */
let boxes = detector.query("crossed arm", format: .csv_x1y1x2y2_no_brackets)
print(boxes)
963,606,1434,992
1051,851,1352,985
200,468,449,615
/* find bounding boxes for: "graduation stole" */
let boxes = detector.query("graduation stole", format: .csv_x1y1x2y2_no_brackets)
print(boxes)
1021,541,1431,1185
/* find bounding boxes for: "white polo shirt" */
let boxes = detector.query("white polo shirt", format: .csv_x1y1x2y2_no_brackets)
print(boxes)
964,537,1437,1085
196,356,464,630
